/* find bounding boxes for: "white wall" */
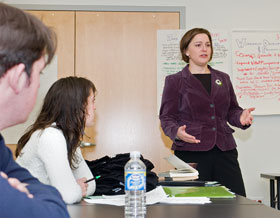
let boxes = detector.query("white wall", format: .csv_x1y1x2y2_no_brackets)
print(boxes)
4,0,280,206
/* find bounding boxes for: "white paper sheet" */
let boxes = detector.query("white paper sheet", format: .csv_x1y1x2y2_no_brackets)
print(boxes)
83,186,168,206
83,186,211,205
160,197,211,204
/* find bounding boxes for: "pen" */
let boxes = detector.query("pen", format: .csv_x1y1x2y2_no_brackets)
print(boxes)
85,175,101,183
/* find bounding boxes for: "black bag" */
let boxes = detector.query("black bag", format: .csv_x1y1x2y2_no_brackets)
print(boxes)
86,153,158,195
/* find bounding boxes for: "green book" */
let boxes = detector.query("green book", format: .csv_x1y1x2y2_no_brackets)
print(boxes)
163,186,235,198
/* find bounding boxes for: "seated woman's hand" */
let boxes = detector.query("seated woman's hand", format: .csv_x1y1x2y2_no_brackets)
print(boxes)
176,125,200,144
76,177,88,197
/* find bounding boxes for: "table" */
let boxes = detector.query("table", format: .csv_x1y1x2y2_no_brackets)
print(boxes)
67,195,280,218
261,173,280,209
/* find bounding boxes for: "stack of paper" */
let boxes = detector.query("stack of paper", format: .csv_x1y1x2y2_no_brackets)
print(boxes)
83,186,168,206
158,155,199,181
83,186,211,205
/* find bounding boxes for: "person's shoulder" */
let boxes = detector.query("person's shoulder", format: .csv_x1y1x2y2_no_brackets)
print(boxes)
39,126,64,139
0,135,13,157
210,67,230,79
0,135,6,151
165,70,185,87
0,135,13,169
166,69,184,79
37,126,66,150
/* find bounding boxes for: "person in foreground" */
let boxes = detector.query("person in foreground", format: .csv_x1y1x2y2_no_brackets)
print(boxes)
159,28,255,196
0,3,69,218
16,76,97,204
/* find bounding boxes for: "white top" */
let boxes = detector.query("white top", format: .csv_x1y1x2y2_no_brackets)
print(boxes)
16,125,96,204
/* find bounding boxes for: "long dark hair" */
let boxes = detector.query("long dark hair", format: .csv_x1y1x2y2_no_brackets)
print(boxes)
16,76,96,169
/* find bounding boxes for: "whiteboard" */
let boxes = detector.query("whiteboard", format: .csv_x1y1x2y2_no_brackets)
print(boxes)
2,56,58,144
157,30,230,113
232,31,280,115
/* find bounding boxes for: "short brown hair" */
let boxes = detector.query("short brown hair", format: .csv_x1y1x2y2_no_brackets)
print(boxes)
180,28,213,63
0,3,57,77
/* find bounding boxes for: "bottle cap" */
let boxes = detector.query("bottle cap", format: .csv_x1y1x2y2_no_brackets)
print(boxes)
130,151,141,158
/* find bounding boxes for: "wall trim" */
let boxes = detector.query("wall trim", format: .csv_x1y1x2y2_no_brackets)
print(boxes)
12,4,186,29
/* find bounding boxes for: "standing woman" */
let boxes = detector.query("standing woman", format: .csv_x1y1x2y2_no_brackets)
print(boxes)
16,77,97,204
159,28,254,196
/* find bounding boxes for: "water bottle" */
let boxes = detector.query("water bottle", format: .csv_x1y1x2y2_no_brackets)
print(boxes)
125,151,146,218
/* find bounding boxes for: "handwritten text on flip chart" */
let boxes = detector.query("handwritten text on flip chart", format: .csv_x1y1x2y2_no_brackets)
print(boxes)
232,31,280,115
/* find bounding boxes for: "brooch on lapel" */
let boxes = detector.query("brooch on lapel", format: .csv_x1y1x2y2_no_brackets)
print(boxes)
215,79,222,86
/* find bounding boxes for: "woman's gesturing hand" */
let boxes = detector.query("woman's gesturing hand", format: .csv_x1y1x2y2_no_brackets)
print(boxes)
240,107,255,126
176,125,200,144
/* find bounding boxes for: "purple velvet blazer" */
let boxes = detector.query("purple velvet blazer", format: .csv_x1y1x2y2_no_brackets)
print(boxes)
159,65,249,151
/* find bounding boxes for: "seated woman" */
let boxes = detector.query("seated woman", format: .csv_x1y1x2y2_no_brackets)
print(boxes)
16,76,97,204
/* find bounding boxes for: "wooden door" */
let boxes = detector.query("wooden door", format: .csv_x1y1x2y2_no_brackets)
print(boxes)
29,11,75,78
76,11,179,172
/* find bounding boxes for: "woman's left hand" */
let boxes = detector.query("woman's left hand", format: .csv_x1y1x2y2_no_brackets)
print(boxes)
240,107,255,126
77,177,88,197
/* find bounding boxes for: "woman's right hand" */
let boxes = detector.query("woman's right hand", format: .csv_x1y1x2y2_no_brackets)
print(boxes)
176,125,200,144
77,177,88,197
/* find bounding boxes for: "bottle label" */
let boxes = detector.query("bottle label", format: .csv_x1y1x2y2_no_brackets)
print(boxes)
125,170,146,191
